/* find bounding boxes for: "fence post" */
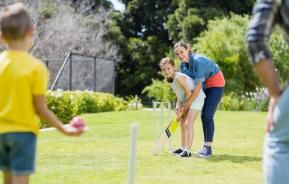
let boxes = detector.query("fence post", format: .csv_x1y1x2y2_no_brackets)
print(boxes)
112,59,116,94
153,102,157,143
69,52,73,90
50,49,72,91
93,57,97,91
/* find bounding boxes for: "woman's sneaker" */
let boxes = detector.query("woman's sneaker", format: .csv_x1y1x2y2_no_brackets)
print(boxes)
173,148,183,155
178,150,192,158
197,145,212,158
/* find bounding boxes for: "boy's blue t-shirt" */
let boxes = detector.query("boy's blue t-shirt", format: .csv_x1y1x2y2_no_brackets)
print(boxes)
180,53,220,84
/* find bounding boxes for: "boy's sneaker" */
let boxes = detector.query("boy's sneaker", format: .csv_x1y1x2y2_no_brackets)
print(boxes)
197,145,212,158
172,148,183,155
178,150,192,158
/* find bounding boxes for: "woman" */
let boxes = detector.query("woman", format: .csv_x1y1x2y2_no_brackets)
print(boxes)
174,42,225,158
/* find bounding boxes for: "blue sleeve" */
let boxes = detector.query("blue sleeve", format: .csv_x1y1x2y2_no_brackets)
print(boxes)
193,61,205,84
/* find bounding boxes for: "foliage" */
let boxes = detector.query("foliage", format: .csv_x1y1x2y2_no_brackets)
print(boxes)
119,0,178,42
269,31,289,85
39,0,58,19
142,79,176,102
166,4,206,43
105,12,126,43
194,14,289,93
93,0,112,9
111,0,178,96
40,90,128,128
44,90,78,126
110,0,254,96
219,88,269,111
166,0,254,43
115,36,169,95
194,14,261,93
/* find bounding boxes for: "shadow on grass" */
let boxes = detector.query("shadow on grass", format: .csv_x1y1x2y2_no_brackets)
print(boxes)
207,154,262,163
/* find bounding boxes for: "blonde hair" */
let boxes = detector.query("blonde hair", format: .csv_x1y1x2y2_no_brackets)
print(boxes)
159,57,175,69
0,3,32,42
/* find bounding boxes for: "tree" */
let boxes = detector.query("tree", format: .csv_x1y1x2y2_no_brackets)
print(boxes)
166,0,254,43
194,14,289,93
115,36,169,95
269,32,289,86
111,0,178,96
109,0,254,96
194,14,259,93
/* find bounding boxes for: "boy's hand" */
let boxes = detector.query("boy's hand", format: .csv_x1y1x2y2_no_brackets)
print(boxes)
61,125,86,136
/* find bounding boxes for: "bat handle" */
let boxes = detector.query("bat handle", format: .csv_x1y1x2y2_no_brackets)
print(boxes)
176,112,184,122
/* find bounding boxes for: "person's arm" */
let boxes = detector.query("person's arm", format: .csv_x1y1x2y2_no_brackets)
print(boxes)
176,76,199,119
246,0,281,131
175,98,182,116
33,95,84,136
255,60,281,97
183,82,202,111
254,60,281,131
177,76,192,101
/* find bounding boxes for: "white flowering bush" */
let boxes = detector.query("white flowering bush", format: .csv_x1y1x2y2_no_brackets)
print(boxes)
219,88,269,111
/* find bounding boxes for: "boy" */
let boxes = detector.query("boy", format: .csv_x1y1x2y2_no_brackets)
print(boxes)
160,57,206,157
0,3,84,184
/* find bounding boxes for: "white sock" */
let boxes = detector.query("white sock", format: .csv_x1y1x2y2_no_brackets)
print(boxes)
185,148,191,153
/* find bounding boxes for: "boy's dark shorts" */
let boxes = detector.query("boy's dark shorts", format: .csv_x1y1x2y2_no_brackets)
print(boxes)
0,132,36,175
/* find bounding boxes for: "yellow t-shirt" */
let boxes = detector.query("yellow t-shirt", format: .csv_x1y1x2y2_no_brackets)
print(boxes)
0,50,48,135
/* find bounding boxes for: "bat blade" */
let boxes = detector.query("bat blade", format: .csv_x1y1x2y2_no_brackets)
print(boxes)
165,119,179,138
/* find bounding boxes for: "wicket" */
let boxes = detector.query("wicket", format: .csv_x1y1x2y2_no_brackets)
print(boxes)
153,101,173,152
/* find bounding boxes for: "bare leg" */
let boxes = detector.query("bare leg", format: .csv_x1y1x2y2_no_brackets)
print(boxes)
186,110,199,150
180,118,187,149
12,175,29,184
3,171,12,184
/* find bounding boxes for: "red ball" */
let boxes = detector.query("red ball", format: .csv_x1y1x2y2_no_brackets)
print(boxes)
70,116,85,129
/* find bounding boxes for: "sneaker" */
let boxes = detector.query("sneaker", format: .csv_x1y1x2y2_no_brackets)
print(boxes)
178,150,192,158
197,145,206,155
197,145,212,158
173,148,183,155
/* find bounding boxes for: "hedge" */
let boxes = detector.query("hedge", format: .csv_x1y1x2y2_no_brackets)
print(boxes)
40,90,128,128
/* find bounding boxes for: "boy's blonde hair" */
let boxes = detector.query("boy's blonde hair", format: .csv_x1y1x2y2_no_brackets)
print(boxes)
0,3,32,42
159,57,175,69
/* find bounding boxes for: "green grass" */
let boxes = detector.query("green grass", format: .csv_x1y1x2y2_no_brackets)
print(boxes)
1,110,266,184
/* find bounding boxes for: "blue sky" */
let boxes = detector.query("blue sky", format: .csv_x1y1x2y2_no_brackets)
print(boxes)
109,0,125,12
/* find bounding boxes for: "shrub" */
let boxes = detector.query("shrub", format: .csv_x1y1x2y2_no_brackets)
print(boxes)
142,79,176,102
218,88,269,111
40,90,128,128
40,0,58,19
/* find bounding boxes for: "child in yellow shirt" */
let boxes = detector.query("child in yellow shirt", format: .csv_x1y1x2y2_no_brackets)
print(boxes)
0,3,84,184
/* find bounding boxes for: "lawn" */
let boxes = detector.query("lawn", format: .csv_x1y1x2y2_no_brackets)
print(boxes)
2,110,267,184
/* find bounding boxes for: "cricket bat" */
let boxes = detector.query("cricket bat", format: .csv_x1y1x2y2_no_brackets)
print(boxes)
152,112,183,155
